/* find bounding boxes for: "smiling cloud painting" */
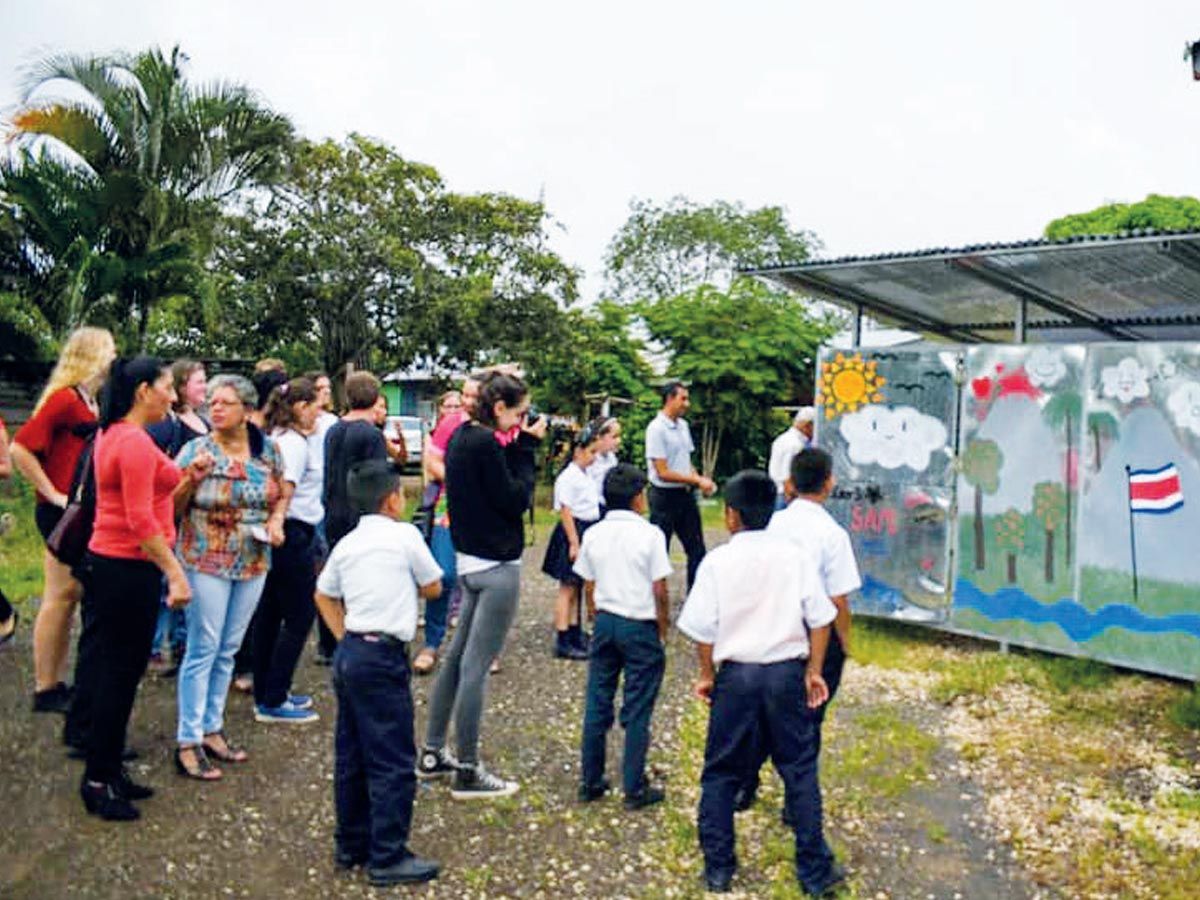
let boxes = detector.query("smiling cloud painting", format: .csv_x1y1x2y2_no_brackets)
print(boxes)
1100,357,1150,404
840,405,949,472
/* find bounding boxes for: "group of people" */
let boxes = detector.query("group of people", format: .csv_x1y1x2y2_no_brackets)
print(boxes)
3,329,858,897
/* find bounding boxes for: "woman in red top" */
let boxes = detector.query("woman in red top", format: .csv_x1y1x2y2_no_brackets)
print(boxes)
11,327,116,712
0,414,17,646
78,356,208,822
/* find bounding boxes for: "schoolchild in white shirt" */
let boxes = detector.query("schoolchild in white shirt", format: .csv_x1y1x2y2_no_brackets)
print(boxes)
738,446,864,832
676,469,844,897
314,460,443,887
541,424,603,659
573,463,672,809
586,416,622,507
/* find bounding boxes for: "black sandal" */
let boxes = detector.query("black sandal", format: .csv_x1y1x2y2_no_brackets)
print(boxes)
175,745,223,780
202,731,249,763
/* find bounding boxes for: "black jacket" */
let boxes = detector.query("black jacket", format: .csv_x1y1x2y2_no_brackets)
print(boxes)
446,423,537,561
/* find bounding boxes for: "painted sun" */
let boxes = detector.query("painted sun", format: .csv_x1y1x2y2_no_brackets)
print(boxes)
817,352,886,419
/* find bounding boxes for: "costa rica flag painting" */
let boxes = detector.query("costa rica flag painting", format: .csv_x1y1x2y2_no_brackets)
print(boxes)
1127,463,1184,515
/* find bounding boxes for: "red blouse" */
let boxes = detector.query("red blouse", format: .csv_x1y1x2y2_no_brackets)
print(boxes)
89,422,182,561
13,387,96,504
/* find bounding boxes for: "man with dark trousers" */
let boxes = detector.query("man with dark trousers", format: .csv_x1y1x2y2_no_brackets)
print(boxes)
677,469,844,897
644,381,715,589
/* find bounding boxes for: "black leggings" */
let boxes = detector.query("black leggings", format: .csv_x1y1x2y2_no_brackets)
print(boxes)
0,586,12,624
83,553,160,784
253,520,317,708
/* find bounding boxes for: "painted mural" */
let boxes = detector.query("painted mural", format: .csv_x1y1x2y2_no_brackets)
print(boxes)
1071,343,1200,680
814,348,960,621
951,345,1086,656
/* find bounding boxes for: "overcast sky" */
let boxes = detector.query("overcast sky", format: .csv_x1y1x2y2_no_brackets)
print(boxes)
4,1,1200,300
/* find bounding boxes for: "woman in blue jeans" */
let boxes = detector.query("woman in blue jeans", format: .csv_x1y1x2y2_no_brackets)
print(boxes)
172,375,286,779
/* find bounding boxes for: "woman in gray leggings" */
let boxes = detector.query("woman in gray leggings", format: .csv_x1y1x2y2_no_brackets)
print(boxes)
416,371,545,798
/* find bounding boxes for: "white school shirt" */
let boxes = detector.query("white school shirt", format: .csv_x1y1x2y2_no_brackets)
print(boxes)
676,530,836,665
589,451,618,498
645,412,695,488
768,427,809,493
553,462,601,521
274,429,325,525
573,510,672,621
316,515,443,642
767,498,862,599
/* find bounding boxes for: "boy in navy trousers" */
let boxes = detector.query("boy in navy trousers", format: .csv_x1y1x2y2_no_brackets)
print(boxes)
573,464,673,808
315,460,444,886
677,469,844,897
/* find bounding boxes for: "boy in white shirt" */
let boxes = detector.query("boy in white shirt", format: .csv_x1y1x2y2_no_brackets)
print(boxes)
738,447,863,816
677,469,843,897
572,464,673,809
315,461,444,887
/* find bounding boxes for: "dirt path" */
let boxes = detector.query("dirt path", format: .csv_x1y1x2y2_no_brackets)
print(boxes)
1,530,1048,899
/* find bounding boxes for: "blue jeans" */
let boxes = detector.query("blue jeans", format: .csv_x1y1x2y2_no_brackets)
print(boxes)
153,604,187,655
581,612,665,795
697,658,835,895
177,572,265,744
333,633,417,869
423,525,455,650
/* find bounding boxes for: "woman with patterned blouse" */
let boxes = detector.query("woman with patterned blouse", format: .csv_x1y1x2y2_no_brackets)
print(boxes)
172,374,286,780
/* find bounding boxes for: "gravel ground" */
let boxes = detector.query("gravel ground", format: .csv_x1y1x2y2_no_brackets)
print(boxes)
2,529,1056,899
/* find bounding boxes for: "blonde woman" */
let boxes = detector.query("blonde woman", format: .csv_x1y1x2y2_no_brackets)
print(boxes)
11,327,116,713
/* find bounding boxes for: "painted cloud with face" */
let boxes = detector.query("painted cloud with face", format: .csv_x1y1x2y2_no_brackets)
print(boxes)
1168,381,1200,436
1100,357,1150,404
839,405,949,472
1026,347,1067,388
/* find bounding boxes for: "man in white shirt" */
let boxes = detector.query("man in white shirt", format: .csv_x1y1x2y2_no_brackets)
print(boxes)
768,407,814,508
573,464,673,809
645,381,716,589
676,470,843,897
315,460,443,887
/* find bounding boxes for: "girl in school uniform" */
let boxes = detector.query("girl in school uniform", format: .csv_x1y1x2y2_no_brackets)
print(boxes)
587,417,621,512
542,424,602,660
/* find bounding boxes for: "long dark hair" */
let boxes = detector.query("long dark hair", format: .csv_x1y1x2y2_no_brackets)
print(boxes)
475,371,527,430
263,377,317,432
98,356,167,428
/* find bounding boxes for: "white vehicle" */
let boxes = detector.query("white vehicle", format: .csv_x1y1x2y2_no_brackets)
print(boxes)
384,415,424,470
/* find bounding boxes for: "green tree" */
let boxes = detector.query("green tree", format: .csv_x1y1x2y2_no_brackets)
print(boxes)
994,508,1026,584
1033,481,1068,583
208,135,577,374
961,439,1003,571
1045,194,1200,240
4,45,293,348
604,197,818,303
1042,391,1081,566
1087,410,1120,471
640,279,833,477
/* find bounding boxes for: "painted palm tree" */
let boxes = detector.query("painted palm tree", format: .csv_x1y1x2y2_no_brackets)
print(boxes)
1087,410,1120,472
1042,390,1081,567
5,45,293,346
961,439,1003,571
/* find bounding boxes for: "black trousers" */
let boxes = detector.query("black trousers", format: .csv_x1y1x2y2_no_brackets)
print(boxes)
697,658,835,894
333,633,417,868
83,553,161,784
648,485,706,590
0,586,12,624
63,563,101,749
740,629,847,798
253,519,317,708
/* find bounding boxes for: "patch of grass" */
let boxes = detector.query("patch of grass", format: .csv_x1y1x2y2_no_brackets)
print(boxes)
850,618,958,672
928,652,1034,704
826,708,938,804
1161,789,1200,814
1038,655,1117,694
1167,686,1200,731
926,821,948,843
0,480,42,604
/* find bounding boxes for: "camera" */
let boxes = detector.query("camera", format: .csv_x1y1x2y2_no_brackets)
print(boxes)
525,404,542,426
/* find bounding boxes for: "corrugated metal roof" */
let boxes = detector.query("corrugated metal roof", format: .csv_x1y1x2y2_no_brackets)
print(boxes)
746,229,1200,343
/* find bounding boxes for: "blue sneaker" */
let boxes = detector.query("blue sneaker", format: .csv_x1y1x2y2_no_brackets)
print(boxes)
287,694,314,710
255,703,319,724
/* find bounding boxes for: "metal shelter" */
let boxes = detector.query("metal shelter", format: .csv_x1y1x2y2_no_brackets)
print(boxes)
746,229,1200,346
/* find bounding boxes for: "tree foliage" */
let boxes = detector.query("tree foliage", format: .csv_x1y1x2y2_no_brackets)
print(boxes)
1044,194,1200,240
604,197,818,303
640,279,834,476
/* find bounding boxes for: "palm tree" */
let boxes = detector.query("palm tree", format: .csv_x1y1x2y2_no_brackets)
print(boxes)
961,439,1003,571
4,45,293,347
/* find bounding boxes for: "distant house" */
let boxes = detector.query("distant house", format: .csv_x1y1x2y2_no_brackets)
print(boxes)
381,358,469,425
